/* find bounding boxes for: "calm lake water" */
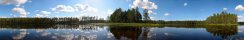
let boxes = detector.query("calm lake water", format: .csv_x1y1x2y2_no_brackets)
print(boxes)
0,25,244,40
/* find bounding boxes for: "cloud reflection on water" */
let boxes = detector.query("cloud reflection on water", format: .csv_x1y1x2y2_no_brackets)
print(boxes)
12,29,28,40
0,25,241,40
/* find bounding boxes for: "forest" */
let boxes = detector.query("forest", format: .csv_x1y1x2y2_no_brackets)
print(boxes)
0,8,240,26
109,8,142,23
0,17,105,25
109,8,238,25
0,18,56,25
206,11,237,25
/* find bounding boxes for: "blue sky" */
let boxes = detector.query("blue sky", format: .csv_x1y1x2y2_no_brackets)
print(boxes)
0,0,244,22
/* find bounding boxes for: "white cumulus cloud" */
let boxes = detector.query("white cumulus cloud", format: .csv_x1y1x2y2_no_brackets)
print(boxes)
74,4,98,15
131,0,157,14
35,11,51,17
131,0,157,10
235,5,244,11
107,9,114,15
148,10,157,14
12,7,28,17
223,8,228,11
238,14,244,22
164,12,170,16
0,0,29,17
0,0,28,7
52,5,76,13
51,4,98,14
51,4,104,18
74,4,88,12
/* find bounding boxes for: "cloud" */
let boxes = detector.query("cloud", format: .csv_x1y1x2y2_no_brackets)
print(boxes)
74,4,98,15
107,32,114,38
0,0,28,7
235,5,244,11
131,0,157,14
74,4,88,12
51,4,102,19
1,0,29,17
164,12,170,16
35,11,51,17
61,34,74,40
131,0,157,10
51,4,98,14
107,9,114,15
0,16,6,18
35,29,44,33
238,14,244,22
52,5,75,13
41,32,50,36
223,8,228,11
12,7,28,17
150,17,154,20
13,29,28,40
184,3,187,6
148,10,157,14
125,0,131,2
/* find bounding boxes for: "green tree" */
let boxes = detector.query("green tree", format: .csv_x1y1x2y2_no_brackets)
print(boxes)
206,11,237,25
134,8,142,22
110,8,123,22
109,8,142,23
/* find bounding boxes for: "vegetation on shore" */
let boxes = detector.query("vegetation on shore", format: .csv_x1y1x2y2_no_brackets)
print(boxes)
0,17,107,26
0,8,239,27
93,23,237,27
0,17,79,25
109,8,142,23
206,11,237,25
239,22,244,25
108,8,238,26
0,18,56,25
92,23,161,27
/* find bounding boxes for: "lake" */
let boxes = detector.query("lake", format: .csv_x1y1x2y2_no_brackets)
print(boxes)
0,25,243,40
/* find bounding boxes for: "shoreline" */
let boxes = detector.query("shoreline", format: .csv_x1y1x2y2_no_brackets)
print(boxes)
91,23,238,27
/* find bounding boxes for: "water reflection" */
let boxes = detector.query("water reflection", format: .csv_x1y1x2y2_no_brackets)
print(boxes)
109,26,142,40
205,25,237,39
0,25,241,40
0,25,105,40
12,29,28,40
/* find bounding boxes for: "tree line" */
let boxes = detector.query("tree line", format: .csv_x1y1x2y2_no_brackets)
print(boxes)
0,17,107,25
0,8,238,26
109,8,238,25
109,8,142,23
0,18,56,25
206,11,237,25
0,17,79,25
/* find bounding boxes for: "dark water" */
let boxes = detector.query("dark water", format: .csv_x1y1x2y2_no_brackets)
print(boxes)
0,25,243,40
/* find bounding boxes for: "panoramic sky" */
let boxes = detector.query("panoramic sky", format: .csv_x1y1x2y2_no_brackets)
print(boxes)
0,0,244,22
